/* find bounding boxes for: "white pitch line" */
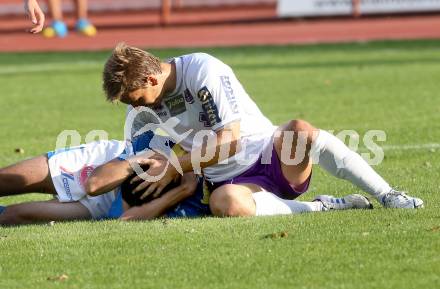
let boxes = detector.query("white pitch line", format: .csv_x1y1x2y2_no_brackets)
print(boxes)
0,61,102,75
381,143,440,151
357,143,440,152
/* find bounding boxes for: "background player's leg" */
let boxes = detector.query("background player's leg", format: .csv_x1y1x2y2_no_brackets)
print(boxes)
47,0,63,21
75,0,88,19
0,199,91,225
0,155,56,197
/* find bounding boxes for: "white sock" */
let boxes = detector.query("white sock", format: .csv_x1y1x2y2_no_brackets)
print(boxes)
253,191,323,216
311,130,392,200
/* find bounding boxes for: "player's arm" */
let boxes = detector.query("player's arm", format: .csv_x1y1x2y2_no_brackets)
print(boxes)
119,172,198,220
85,158,134,196
131,121,240,196
86,149,169,196
86,136,157,196
179,121,240,172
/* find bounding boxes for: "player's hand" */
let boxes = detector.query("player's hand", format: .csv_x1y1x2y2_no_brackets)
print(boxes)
24,0,45,33
180,172,198,195
131,158,179,199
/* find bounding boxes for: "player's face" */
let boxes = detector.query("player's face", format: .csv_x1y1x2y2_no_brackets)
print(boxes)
121,87,160,108
119,75,165,108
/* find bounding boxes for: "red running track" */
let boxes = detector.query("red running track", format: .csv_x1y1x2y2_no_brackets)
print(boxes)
1,15,440,52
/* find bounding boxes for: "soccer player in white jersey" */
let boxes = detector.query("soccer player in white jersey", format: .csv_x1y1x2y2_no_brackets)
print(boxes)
0,140,123,224
101,43,423,218
0,131,209,225
0,130,365,226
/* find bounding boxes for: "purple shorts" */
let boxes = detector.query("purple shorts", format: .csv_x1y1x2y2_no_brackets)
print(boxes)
207,145,311,200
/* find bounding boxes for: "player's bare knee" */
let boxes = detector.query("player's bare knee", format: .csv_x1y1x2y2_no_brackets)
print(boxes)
209,190,254,217
226,202,254,217
209,191,226,216
209,190,240,217
287,119,316,143
288,119,314,134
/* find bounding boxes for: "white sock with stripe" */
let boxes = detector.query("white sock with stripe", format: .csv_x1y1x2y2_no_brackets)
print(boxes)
253,191,323,216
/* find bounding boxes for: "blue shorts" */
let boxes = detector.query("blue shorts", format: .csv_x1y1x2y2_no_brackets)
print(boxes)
106,178,211,219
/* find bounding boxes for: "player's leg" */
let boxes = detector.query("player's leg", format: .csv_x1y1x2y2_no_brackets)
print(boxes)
209,183,260,217
252,191,372,215
274,119,390,196
74,0,88,19
273,120,315,189
43,0,68,38
0,155,56,197
210,184,371,217
0,199,91,225
74,0,96,36
276,119,422,208
47,0,63,21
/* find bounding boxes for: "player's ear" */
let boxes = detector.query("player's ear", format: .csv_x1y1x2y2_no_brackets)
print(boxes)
146,75,158,86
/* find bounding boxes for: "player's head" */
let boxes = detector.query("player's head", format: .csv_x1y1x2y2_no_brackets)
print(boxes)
103,42,163,107
121,164,180,207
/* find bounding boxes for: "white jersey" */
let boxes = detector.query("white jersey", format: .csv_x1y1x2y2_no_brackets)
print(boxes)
126,53,275,182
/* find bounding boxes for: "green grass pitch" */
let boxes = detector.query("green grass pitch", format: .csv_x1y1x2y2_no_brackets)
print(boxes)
0,40,439,289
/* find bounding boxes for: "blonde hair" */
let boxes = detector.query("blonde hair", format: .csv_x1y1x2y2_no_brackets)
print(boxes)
102,43,162,102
